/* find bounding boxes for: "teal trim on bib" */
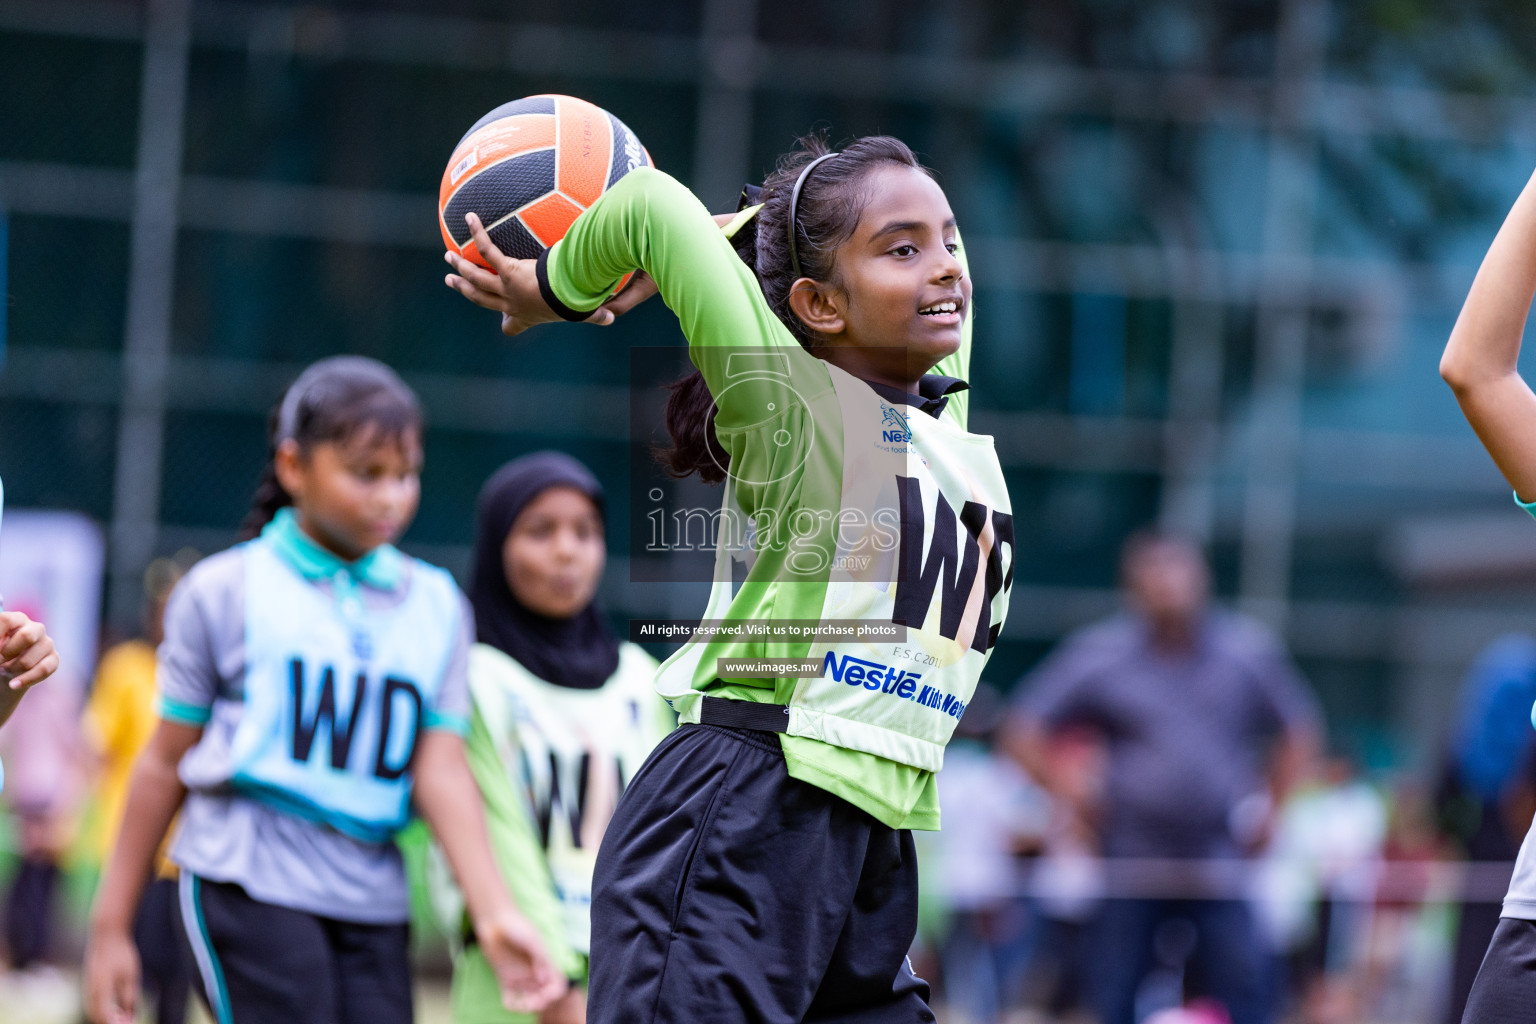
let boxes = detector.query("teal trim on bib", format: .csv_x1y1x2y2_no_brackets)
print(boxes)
261,508,403,591
227,777,400,844
424,710,471,736
156,695,213,726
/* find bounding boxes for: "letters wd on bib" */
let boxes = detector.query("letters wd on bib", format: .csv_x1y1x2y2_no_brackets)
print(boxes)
157,508,472,922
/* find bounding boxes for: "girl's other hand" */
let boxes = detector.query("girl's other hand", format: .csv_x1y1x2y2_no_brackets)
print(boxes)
83,926,140,1024
475,903,568,1014
444,212,615,336
0,611,59,691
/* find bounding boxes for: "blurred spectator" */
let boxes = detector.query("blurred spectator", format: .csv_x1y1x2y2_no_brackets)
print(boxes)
1018,723,1105,1019
1433,634,1536,1024
1255,754,1387,1024
81,554,194,1024
1363,782,1453,1024
1144,1001,1231,1024
0,591,68,1014
0,643,87,971
1004,530,1321,1024
924,684,1051,1024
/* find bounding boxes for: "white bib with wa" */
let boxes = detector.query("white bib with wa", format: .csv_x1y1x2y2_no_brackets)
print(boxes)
470,642,667,953
782,365,1012,770
658,363,1013,772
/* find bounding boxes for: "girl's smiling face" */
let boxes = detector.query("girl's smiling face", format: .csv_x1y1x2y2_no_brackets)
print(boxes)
788,164,969,390
276,426,423,561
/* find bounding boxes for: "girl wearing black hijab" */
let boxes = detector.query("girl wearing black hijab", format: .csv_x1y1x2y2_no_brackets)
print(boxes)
438,452,672,1024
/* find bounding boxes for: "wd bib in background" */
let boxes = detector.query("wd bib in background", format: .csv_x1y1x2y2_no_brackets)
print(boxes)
230,539,462,841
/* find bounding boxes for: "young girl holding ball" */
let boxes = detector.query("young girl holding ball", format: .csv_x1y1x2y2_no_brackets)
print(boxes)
447,134,1014,1023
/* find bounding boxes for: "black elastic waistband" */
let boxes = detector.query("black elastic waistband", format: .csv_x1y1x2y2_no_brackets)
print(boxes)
684,721,784,756
698,695,789,734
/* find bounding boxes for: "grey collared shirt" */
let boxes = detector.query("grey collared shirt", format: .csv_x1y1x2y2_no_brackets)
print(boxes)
1014,610,1319,859
158,546,472,923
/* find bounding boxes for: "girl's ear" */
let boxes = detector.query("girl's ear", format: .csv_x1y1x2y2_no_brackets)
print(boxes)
272,439,306,504
786,278,846,340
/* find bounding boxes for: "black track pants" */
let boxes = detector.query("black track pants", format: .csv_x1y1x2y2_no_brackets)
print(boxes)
588,723,934,1024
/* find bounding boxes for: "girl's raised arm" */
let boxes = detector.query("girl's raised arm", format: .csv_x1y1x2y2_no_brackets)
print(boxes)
1442,169,1536,499
445,169,807,433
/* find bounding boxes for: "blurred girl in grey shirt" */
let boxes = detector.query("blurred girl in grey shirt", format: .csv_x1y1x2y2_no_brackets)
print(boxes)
83,358,564,1024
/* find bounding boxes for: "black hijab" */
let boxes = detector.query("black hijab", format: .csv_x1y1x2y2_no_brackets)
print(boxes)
468,452,621,690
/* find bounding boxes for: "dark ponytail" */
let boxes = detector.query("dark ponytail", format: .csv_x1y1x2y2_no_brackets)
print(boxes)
241,356,423,538
658,133,930,482
244,418,293,538
654,371,731,484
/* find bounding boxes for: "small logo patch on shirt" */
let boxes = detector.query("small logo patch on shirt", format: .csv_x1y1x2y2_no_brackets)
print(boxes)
878,404,912,451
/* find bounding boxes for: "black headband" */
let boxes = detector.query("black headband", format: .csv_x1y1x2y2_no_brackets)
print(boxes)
787,152,840,280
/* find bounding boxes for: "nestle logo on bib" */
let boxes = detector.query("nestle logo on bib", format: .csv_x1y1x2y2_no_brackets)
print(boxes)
880,405,911,446
821,651,967,719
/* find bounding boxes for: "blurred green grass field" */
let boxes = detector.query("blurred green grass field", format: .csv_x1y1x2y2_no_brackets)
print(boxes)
0,969,456,1024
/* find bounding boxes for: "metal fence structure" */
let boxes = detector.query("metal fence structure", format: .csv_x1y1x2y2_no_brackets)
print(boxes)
3,0,1535,763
